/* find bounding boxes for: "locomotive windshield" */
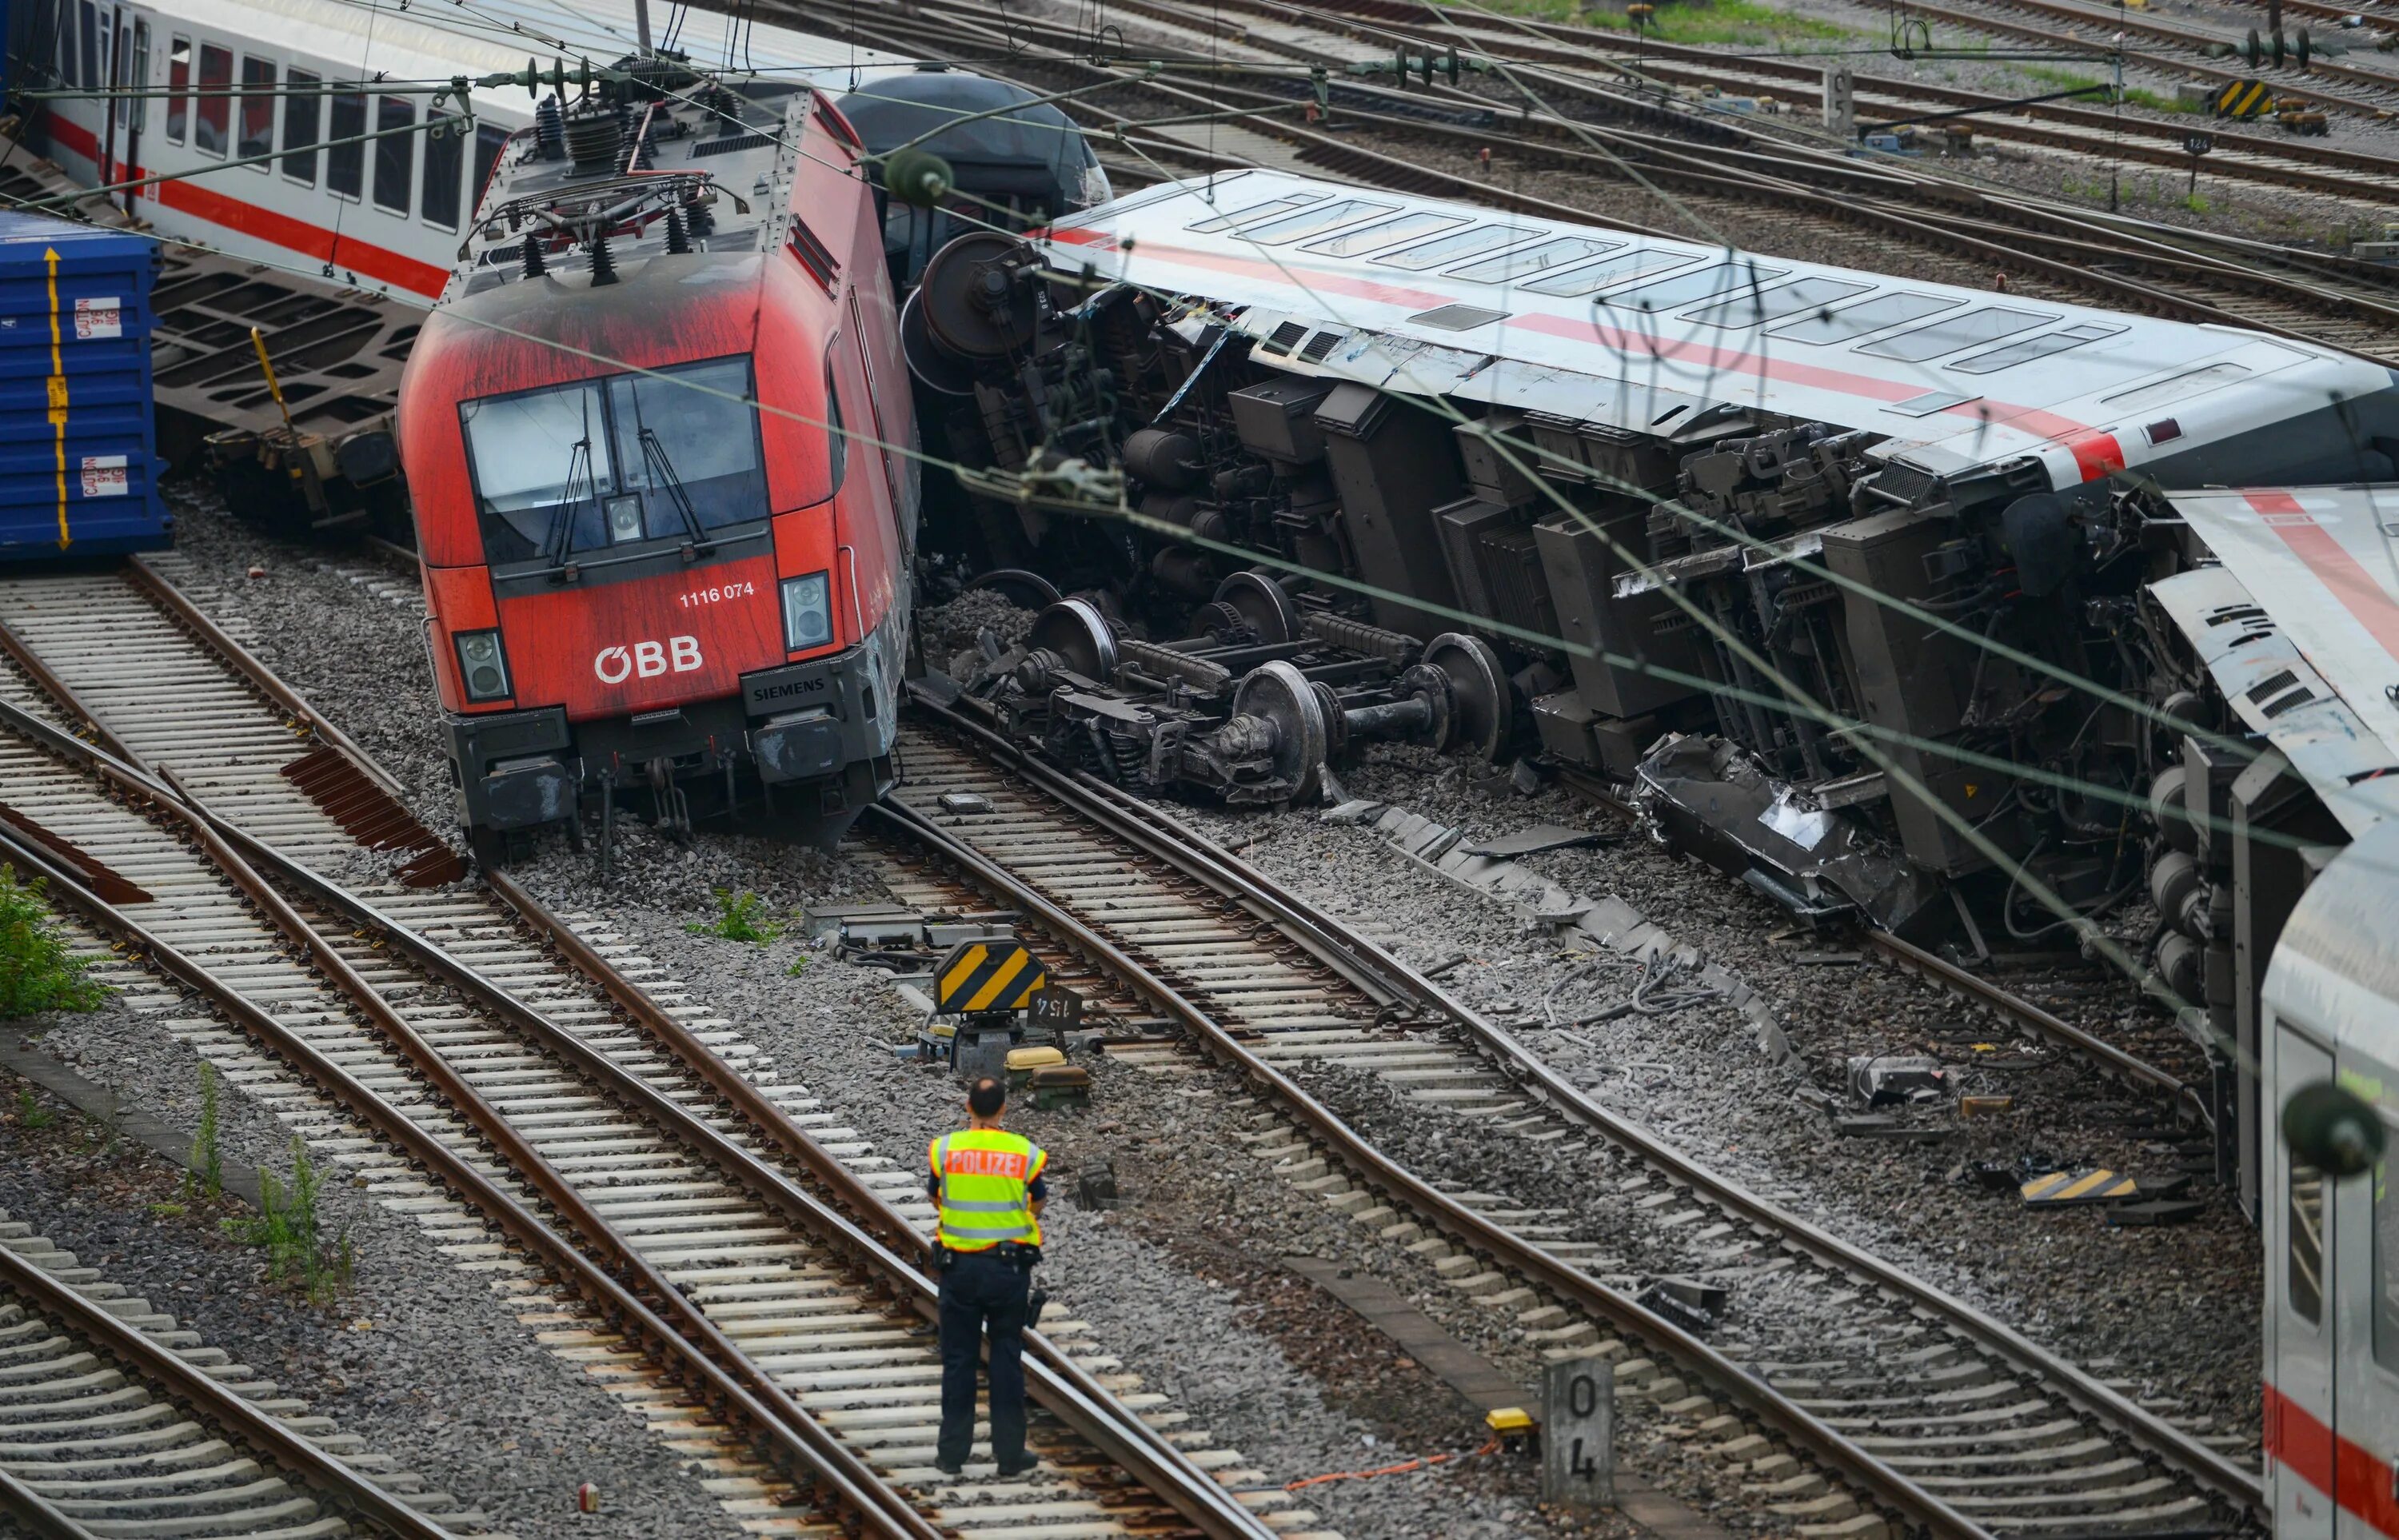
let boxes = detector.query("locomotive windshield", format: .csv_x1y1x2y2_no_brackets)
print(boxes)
461,356,769,569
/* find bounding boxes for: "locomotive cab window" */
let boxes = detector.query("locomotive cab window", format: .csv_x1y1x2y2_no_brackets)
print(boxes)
460,357,770,572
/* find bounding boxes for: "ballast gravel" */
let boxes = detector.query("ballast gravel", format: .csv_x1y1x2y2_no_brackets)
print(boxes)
2,1009,739,1540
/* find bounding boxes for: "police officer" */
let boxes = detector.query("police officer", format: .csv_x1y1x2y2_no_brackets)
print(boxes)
928,1075,1048,1477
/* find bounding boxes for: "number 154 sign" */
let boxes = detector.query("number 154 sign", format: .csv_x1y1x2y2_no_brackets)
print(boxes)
1542,1358,1615,1509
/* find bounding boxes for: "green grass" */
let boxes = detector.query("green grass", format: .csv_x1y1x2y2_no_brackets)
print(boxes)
189,1061,223,1200
15,1086,54,1130
2016,66,2194,114
1440,0,1850,46
224,1135,353,1304
687,889,782,945
0,864,111,1018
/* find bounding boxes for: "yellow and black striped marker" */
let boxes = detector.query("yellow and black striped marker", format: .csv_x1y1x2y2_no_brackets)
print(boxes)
933,940,1048,1014
2214,79,2271,118
2020,1169,2142,1207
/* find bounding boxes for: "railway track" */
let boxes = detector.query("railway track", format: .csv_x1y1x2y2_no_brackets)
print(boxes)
779,0,2399,361
0,1212,469,1540
0,558,1321,1540
1161,0,2399,205
868,693,2264,1539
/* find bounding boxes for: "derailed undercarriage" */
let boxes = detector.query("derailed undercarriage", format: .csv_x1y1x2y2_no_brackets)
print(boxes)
898,215,2398,1195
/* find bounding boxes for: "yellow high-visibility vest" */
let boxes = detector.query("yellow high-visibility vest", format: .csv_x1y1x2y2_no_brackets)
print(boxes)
930,1128,1047,1251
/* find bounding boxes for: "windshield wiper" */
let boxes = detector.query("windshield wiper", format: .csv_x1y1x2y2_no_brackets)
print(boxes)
537,433,601,580
637,427,714,557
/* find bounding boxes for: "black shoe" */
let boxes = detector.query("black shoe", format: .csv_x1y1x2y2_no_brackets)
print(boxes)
932,1458,964,1478
996,1458,1039,1479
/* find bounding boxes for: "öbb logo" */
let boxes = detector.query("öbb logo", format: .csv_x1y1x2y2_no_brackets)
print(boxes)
595,636,703,684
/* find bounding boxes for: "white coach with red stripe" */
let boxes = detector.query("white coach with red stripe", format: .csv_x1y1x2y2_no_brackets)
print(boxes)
1035,169,2399,499
30,0,900,299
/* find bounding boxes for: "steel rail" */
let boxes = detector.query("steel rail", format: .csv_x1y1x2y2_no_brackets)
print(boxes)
197,817,1279,1540
1125,0,2399,325
0,701,944,1540
471,867,1280,1540
1247,0,2399,197
0,1467,94,1540
857,787,1993,1540
953,0,2399,326
1268,0,2399,115
903,690,2269,1524
125,555,412,804
0,608,1275,1540
0,1236,456,1540
1866,932,2211,1117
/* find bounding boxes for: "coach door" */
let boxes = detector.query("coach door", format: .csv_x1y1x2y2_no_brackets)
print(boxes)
2335,1043,2399,1540
2271,1027,2337,1540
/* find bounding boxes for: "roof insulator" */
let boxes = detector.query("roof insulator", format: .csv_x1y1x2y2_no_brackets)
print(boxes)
522,233,547,277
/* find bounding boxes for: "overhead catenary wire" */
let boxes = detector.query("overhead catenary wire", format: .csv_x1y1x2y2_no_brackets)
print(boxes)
14,14,2370,1060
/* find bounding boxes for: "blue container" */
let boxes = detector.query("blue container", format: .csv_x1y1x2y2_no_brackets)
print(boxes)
0,212,167,560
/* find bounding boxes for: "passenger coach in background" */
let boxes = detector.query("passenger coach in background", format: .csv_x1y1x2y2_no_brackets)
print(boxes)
399,56,916,852
900,170,2399,1209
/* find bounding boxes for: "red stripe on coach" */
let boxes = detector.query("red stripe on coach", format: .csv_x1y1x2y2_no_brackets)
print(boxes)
42,111,447,297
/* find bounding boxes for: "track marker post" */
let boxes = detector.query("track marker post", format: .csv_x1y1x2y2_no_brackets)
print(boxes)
1540,1358,1615,1510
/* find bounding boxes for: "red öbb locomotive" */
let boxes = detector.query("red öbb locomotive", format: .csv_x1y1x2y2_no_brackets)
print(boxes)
400,59,916,844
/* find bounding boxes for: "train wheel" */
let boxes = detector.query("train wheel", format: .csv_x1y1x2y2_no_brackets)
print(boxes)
1028,598,1119,680
1212,569,1301,644
1424,633,1513,762
1231,660,1328,805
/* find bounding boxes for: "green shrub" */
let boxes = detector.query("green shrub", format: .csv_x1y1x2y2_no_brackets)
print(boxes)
189,1061,223,1200
0,864,110,1018
225,1135,353,1304
15,1086,54,1130
687,889,780,944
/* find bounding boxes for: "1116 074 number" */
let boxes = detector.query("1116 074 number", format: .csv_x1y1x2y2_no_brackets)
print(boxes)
678,580,756,608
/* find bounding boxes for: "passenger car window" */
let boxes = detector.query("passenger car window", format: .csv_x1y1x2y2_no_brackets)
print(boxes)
1376,225,1542,272
238,56,275,163
421,108,464,229
1855,306,2053,362
2375,1159,2399,1370
1599,261,1790,317
1682,276,1869,329
164,37,190,144
373,96,416,213
194,42,231,156
327,94,365,198
1235,199,1398,245
1301,211,1466,257
1768,291,1955,345
1519,247,1697,297
1187,193,1323,232
283,69,321,182
1951,322,2124,376
1448,237,1623,285
2291,1160,2325,1326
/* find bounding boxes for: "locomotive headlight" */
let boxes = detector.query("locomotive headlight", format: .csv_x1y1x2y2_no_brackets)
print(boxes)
453,628,512,703
781,571,832,652
605,493,645,545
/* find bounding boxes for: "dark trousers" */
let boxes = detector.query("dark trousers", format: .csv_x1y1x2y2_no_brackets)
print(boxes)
936,1248,1031,1468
